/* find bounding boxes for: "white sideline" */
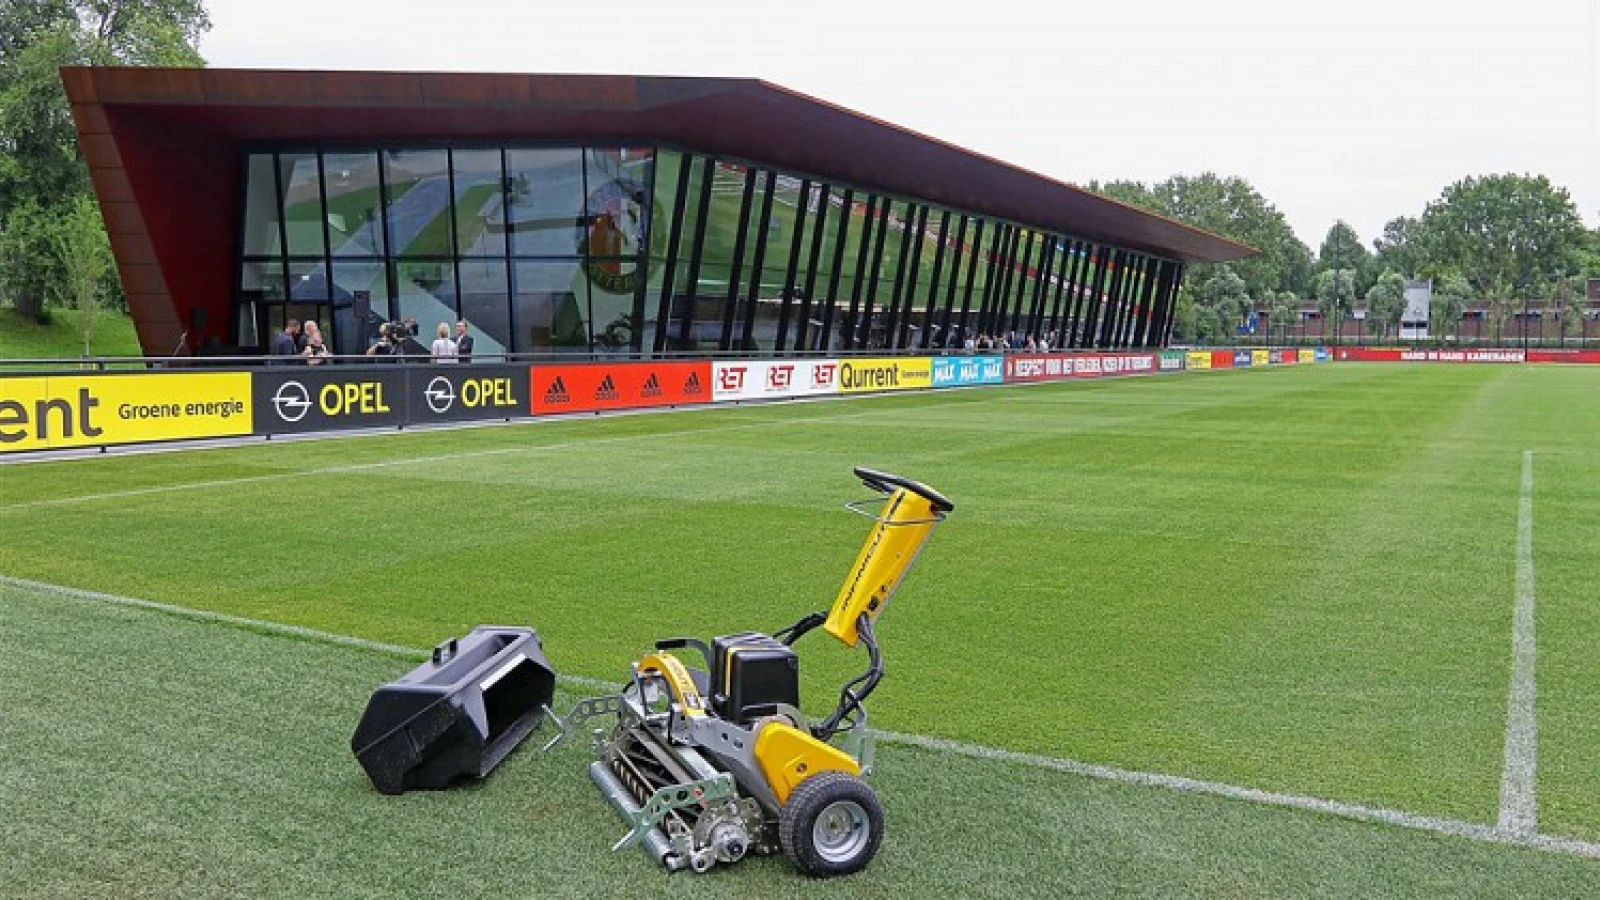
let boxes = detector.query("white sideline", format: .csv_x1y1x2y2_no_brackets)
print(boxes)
0,403,889,513
3,573,1596,861
1499,451,1539,834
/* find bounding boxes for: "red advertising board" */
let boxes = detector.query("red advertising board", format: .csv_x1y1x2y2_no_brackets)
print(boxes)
529,361,712,414
1210,350,1234,369
1336,348,1533,363
1528,349,1600,364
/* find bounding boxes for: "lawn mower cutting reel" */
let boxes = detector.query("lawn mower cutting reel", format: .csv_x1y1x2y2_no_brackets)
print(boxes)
546,467,953,877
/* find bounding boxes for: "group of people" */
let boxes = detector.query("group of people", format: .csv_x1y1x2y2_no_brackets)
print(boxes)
270,318,474,364
269,319,332,365
959,330,1062,352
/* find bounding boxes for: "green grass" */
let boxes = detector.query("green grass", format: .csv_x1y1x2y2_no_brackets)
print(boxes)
3,580,1596,899
0,307,143,360
2,364,1598,893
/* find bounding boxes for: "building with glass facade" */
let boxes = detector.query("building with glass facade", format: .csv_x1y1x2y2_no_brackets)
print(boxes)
64,67,1254,358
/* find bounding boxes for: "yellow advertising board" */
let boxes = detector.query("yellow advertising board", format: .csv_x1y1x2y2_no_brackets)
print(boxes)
1298,349,1316,363
0,373,253,453
1186,351,1212,371
837,357,933,393
1252,350,1270,367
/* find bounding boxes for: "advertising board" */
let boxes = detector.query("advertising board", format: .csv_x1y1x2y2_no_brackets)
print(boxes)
531,361,711,414
1251,350,1270,367
932,356,1004,388
1314,347,1331,362
1159,351,1186,371
406,365,528,423
1336,348,1528,363
1232,350,1253,368
253,368,408,434
712,360,840,401
1210,350,1234,369
1186,351,1212,370
0,373,252,452
836,357,932,393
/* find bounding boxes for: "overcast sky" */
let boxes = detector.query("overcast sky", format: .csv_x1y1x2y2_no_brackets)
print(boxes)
202,0,1597,252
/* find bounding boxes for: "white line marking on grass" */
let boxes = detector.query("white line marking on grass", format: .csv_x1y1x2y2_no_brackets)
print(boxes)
5,574,1598,861
0,405,883,513
1499,450,1539,835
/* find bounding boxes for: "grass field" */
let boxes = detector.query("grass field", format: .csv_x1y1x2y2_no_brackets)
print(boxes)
2,363,1598,895
0,307,142,360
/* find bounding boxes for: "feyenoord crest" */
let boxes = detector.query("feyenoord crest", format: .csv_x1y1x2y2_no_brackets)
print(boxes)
581,177,646,295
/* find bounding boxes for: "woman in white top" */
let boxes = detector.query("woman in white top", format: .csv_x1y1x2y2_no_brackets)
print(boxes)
431,322,458,363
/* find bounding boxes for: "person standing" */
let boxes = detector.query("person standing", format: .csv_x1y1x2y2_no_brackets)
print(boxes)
431,323,459,363
454,320,474,363
270,319,301,363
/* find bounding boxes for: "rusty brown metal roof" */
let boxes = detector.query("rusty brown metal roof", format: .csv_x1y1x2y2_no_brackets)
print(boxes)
64,66,1255,264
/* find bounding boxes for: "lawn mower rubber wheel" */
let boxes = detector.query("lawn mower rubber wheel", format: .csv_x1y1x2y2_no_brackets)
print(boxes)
778,770,884,877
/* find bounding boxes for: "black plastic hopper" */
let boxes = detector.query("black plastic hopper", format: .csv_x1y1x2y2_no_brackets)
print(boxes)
352,626,556,794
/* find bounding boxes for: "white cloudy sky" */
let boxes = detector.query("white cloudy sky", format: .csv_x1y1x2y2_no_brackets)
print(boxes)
203,0,1597,252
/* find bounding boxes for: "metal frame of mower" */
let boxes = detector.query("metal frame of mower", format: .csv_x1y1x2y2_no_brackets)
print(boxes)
546,467,953,877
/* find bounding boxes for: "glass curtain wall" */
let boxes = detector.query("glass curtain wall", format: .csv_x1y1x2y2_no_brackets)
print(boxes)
239,143,1180,357
238,143,652,357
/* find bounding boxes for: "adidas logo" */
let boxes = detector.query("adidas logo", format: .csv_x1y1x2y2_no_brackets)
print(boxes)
641,372,662,398
594,374,619,402
544,376,570,404
684,371,703,395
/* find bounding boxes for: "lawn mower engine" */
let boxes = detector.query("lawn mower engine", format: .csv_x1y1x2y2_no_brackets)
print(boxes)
547,467,953,877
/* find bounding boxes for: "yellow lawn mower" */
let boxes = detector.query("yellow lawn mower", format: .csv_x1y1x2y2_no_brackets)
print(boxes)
352,467,951,878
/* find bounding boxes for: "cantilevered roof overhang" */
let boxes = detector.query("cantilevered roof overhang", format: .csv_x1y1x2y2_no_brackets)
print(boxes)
63,67,1255,352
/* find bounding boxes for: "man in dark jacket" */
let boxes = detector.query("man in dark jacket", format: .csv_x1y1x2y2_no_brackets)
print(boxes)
454,320,474,363
270,320,301,363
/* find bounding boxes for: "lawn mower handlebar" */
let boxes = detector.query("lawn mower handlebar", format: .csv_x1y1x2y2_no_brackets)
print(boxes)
852,467,954,513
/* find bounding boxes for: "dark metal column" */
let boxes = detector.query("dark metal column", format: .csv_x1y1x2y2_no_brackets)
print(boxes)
933,213,965,349
897,204,930,349
957,219,985,340
843,195,878,351
652,154,695,354
882,202,917,350
1162,263,1186,345
718,167,758,351
1026,236,1056,339
1045,239,1072,345
774,178,811,354
922,210,952,349
738,170,778,351
857,198,892,349
1007,230,1037,337
794,184,830,353
820,188,854,352
675,156,717,349
1062,240,1088,348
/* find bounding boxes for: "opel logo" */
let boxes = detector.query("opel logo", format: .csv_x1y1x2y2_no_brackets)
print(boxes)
272,380,312,423
424,376,456,414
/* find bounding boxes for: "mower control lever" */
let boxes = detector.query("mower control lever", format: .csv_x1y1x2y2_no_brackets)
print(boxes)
654,637,714,670
852,467,954,513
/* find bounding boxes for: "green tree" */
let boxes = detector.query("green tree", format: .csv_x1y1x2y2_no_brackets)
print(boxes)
1194,263,1249,345
1431,274,1472,344
1089,173,1314,300
1313,268,1356,339
1318,221,1374,295
1413,174,1587,300
0,1,209,321
1364,269,1407,342
1372,216,1421,278
51,194,112,356
1270,291,1298,343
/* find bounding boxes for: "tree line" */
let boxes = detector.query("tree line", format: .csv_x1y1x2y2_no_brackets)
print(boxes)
0,0,209,352
1091,174,1600,344
2,3,1595,352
